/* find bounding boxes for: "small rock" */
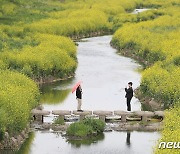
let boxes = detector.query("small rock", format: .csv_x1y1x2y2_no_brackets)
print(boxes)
16,135,24,145
10,137,18,149
4,132,9,140
42,123,51,129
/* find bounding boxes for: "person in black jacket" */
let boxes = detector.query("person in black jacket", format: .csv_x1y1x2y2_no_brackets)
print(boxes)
76,85,83,112
125,82,133,111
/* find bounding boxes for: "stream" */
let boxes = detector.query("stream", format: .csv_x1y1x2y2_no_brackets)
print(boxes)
15,35,160,154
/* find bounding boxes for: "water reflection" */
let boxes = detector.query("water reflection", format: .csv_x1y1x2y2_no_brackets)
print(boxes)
126,132,131,147
16,132,35,154
0,150,15,154
15,131,160,154
67,133,105,148
40,79,73,104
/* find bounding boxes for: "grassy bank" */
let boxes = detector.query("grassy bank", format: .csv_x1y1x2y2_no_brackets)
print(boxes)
112,5,180,107
155,103,180,154
111,0,180,153
0,0,143,80
0,70,39,139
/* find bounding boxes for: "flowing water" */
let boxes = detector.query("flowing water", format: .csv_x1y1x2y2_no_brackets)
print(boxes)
15,35,160,154
41,36,142,112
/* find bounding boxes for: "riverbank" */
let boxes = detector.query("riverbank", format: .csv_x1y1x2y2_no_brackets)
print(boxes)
111,2,180,153
110,40,163,111
0,126,30,150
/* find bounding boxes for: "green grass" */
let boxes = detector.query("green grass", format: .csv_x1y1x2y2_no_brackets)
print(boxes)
53,117,65,125
66,118,105,138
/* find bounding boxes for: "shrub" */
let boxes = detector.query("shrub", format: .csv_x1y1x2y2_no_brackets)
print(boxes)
25,9,110,36
67,122,93,137
155,103,180,154
173,56,180,66
82,118,105,133
53,117,65,125
0,34,77,80
0,70,39,136
111,3,180,153
67,118,105,138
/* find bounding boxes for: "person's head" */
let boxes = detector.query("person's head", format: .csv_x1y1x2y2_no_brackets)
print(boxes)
78,85,81,89
128,82,133,87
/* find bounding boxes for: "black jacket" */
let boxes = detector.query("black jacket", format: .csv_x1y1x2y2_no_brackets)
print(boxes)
76,87,82,99
125,87,133,98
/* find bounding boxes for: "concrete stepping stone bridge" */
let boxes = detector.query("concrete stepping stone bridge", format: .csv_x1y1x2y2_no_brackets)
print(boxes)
31,109,164,123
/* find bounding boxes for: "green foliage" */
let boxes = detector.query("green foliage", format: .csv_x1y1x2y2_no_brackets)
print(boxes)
53,117,65,125
0,0,142,81
111,1,180,153
67,122,93,137
0,0,139,139
155,103,180,154
0,34,77,79
112,9,164,31
112,6,180,108
0,70,39,137
67,118,105,138
140,64,180,108
25,9,110,36
173,56,180,66
82,118,105,133
0,0,179,150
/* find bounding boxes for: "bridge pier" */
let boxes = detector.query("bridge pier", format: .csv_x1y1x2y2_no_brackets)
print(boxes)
31,109,50,123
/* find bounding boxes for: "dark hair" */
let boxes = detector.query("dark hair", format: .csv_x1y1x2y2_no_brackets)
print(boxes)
128,82,133,86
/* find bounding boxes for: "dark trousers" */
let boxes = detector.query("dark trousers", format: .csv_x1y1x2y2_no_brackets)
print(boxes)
127,97,132,111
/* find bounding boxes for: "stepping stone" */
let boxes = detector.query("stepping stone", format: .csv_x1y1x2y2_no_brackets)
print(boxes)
52,110,71,120
93,111,113,122
154,111,164,118
133,111,154,122
73,110,92,120
31,109,50,122
31,109,50,116
114,111,133,122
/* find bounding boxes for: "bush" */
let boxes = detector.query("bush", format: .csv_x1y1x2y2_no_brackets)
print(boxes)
67,122,93,137
155,103,180,154
140,63,180,107
111,3,180,153
53,117,65,125
112,9,180,107
82,118,105,133
66,118,105,138
0,70,39,136
0,34,77,80
25,9,110,36
173,56,180,66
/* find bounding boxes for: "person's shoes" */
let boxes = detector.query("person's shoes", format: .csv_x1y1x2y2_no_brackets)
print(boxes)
77,110,83,112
